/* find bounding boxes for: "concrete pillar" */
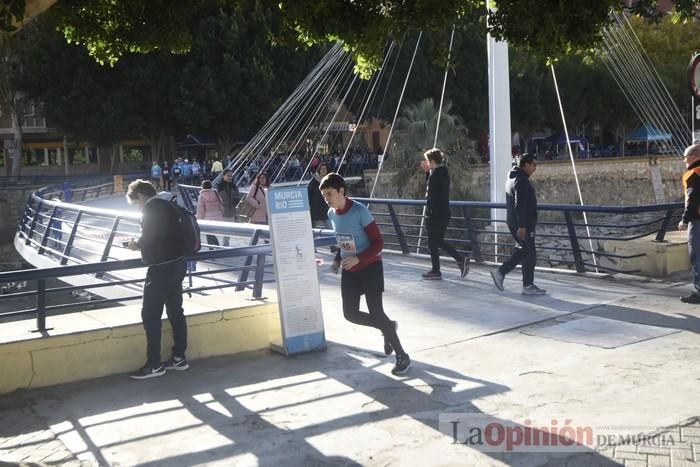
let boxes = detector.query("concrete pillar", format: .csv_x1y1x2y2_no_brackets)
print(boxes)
43,148,49,166
56,147,62,166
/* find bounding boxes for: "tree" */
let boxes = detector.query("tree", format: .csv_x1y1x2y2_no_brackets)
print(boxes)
6,0,699,76
388,97,474,198
0,31,31,176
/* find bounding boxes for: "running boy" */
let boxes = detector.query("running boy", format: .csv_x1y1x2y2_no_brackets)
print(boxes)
320,172,411,375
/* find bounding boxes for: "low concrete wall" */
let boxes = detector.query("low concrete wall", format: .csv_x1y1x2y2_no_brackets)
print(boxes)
602,231,690,278
0,293,282,395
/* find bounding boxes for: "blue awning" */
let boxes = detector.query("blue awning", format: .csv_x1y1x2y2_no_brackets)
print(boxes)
626,125,672,142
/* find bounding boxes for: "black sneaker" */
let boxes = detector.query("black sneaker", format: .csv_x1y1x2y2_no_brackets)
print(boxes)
391,353,411,376
383,321,398,356
165,356,190,371
422,271,442,280
129,364,166,380
680,293,700,304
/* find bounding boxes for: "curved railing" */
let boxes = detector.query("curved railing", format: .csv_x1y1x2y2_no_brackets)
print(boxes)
179,182,684,275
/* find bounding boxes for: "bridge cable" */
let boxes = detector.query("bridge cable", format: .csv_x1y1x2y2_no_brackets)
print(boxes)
551,65,599,272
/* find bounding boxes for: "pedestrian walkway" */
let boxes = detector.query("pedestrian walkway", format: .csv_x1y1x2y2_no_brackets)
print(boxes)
1,256,700,466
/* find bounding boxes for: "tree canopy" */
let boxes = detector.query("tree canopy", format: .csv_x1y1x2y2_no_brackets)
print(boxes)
4,0,699,76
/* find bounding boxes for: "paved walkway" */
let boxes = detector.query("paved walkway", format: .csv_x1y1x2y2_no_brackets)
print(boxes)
2,251,700,466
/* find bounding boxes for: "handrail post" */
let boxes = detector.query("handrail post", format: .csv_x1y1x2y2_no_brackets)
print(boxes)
38,206,58,255
387,203,409,254
96,217,121,278
25,199,43,245
252,253,266,299
36,278,47,333
564,211,586,273
655,208,675,242
461,206,483,262
60,211,83,265
236,229,262,291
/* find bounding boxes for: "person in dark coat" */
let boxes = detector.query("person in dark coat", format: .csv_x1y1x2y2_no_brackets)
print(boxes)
125,180,189,379
420,148,470,280
490,153,546,295
308,163,331,228
678,144,700,303
216,169,240,246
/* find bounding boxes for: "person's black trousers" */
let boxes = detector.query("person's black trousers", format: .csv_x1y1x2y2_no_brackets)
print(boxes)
141,258,188,367
498,227,536,286
427,217,463,273
341,261,405,355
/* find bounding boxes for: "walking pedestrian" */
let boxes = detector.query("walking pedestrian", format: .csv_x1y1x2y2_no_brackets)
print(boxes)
678,144,700,303
308,162,331,228
320,172,411,375
197,180,224,248
490,153,547,295
216,169,241,246
420,148,470,280
125,180,190,379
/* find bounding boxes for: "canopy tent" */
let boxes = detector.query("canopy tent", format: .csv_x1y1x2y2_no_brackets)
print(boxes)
544,133,590,158
625,125,672,142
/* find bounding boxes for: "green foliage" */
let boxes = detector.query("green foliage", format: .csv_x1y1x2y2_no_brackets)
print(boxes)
9,0,700,77
388,97,474,199
0,0,25,33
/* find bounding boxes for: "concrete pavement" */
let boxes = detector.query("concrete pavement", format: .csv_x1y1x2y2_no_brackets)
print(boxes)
1,254,700,466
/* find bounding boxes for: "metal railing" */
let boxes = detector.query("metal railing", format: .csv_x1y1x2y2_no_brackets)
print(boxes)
8,177,686,333
8,181,336,332
355,198,684,274
179,182,684,275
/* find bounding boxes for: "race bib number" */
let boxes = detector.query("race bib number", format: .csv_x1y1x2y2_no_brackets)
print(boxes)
336,233,357,253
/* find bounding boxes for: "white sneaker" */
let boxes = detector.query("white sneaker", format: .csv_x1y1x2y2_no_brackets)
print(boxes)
490,270,504,291
522,284,547,295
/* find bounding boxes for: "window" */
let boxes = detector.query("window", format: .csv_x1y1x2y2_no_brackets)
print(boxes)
23,102,46,129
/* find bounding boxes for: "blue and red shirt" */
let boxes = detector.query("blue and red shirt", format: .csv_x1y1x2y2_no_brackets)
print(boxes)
328,198,383,272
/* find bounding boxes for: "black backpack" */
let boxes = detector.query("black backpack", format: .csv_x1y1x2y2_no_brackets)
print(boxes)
170,199,201,256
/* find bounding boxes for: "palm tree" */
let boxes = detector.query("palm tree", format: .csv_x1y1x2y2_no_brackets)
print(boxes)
385,97,474,199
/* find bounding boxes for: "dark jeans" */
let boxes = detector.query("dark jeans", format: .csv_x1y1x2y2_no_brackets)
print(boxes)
498,227,536,287
341,261,405,355
427,217,463,273
142,258,188,367
688,221,700,293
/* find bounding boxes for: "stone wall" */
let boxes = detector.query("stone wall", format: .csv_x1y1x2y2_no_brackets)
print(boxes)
0,186,41,245
367,156,686,206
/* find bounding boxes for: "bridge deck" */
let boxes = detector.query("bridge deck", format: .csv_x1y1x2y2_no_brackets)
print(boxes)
1,246,699,465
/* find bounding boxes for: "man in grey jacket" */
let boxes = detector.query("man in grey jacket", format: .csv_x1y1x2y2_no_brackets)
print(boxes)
490,153,546,295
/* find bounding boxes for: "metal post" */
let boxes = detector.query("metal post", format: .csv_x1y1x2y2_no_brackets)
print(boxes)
60,211,83,265
96,217,121,278
564,211,585,273
387,204,409,254
38,205,58,255
236,229,262,291
25,199,43,245
36,279,46,333
655,209,675,242
252,253,266,299
487,0,512,251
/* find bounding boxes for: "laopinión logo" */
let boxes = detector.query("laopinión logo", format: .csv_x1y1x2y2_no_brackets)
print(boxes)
439,414,676,453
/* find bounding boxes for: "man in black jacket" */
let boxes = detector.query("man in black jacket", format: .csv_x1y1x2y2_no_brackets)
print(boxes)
216,169,241,246
421,148,470,280
678,144,700,303
126,180,190,379
490,153,546,295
